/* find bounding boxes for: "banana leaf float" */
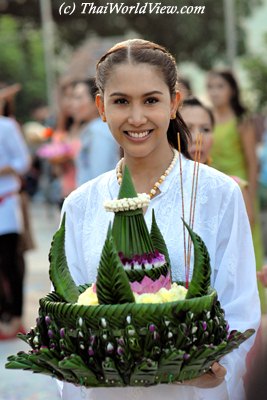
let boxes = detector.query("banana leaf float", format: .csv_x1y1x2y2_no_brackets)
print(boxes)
6,167,254,387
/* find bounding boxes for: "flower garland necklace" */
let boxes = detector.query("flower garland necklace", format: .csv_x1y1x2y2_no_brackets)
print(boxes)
116,149,179,199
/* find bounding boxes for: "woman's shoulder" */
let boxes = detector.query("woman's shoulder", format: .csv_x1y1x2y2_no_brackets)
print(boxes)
0,116,18,131
186,158,236,188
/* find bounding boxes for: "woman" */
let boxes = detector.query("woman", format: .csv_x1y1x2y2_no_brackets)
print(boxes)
180,97,214,164
72,78,119,186
180,96,252,211
206,69,265,312
58,39,260,400
0,92,30,339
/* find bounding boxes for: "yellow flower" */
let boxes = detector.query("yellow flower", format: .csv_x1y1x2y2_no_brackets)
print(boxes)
134,292,163,304
158,283,187,303
77,285,99,306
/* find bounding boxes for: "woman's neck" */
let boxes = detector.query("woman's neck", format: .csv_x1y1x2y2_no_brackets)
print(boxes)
213,105,235,123
123,146,175,195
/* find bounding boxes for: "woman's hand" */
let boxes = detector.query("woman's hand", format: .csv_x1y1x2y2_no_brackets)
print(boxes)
180,362,226,388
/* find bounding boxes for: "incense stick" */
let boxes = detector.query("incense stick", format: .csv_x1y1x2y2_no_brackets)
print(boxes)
177,132,187,278
187,133,202,270
185,134,198,286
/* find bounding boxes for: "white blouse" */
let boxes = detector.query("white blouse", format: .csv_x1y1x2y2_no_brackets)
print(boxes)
59,155,260,400
0,117,30,234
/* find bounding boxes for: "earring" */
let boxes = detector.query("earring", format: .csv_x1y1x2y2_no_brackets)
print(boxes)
171,114,176,120
102,115,106,122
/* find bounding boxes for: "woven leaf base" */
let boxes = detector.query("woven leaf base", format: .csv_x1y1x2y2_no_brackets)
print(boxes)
6,284,254,387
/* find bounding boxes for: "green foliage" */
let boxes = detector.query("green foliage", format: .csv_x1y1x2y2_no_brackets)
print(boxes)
1,0,263,72
183,220,211,299
117,166,138,200
96,225,135,304
242,36,267,111
112,166,155,257
0,15,46,120
150,209,171,266
49,213,80,303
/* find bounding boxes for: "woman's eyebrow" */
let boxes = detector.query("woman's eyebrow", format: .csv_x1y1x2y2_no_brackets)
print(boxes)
109,90,163,97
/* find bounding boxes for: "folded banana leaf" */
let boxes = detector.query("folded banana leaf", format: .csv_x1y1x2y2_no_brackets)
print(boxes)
5,166,255,387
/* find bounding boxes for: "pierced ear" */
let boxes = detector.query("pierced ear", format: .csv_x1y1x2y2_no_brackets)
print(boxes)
95,94,105,119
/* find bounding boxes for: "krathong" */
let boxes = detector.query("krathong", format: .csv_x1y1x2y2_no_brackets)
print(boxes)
6,165,254,387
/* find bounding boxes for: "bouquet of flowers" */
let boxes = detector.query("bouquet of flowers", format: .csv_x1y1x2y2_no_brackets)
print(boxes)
6,167,254,387
37,132,74,164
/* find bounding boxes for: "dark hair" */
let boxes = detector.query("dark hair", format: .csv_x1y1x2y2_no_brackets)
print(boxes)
208,69,246,119
182,97,215,128
96,39,191,158
179,77,192,94
73,78,98,100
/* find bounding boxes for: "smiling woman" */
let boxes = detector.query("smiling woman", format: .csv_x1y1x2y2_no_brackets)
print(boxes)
55,39,260,400
95,39,191,195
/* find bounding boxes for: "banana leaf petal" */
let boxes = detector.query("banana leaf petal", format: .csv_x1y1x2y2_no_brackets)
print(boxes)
49,213,79,303
96,225,135,304
183,219,211,299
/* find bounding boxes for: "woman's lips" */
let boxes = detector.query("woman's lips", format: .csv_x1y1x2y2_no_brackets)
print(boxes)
124,129,153,141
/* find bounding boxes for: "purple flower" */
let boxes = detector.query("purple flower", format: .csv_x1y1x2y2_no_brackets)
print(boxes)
117,338,125,346
48,329,53,339
118,251,166,269
60,328,65,338
88,346,94,356
117,346,124,356
149,324,156,333
45,316,51,325
202,321,207,331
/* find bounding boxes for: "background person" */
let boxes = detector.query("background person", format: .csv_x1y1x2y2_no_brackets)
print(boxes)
206,69,265,312
71,78,119,186
0,88,30,339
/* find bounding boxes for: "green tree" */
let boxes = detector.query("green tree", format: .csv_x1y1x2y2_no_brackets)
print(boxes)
243,36,267,112
1,0,263,69
0,15,46,120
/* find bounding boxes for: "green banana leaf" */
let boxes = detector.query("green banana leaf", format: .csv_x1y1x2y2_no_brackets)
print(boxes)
96,225,135,304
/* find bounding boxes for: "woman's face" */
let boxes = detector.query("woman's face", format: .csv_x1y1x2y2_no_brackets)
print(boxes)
180,105,213,164
72,83,96,123
206,74,233,109
96,63,179,160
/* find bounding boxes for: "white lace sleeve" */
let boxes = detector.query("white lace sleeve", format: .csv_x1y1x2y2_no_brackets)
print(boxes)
213,184,261,398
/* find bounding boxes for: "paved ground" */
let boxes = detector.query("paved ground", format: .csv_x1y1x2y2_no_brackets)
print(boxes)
0,202,61,400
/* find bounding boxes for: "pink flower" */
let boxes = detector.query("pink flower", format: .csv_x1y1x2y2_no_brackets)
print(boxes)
130,272,171,294
37,142,73,159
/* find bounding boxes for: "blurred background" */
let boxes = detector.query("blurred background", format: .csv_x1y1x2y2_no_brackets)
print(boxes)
0,0,267,399
0,0,267,119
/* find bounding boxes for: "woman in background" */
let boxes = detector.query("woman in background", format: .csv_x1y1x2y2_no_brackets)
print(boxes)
206,69,265,312
0,88,30,339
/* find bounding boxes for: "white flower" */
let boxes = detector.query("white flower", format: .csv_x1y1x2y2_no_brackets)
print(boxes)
104,194,150,212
